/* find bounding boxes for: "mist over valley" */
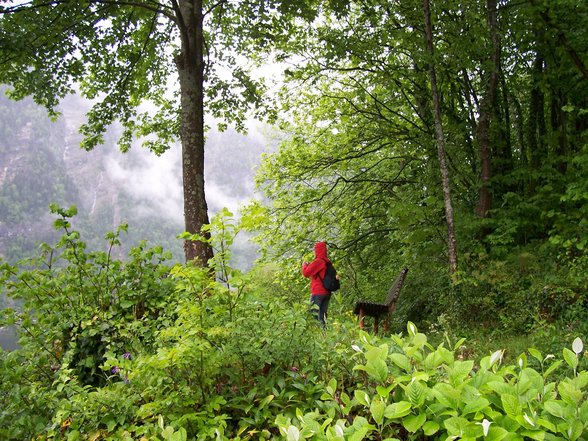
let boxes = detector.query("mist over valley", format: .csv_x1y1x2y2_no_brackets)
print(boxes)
0,90,275,349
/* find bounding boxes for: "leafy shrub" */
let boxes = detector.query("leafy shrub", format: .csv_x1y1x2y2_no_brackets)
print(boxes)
2,208,587,441
0,204,177,438
275,323,588,441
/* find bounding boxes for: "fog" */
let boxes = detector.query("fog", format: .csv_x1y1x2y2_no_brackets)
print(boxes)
103,121,271,223
105,144,184,223
0,93,277,351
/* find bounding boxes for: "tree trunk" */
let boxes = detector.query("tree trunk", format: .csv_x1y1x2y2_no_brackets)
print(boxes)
175,0,214,264
550,90,568,174
497,71,513,172
475,0,500,218
422,0,458,278
528,50,546,173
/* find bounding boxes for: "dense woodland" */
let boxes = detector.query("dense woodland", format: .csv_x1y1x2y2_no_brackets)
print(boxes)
1,0,587,440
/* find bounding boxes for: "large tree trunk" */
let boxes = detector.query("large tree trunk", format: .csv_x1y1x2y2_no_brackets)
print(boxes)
422,0,458,278
175,0,214,264
528,50,546,173
475,0,500,218
497,72,513,172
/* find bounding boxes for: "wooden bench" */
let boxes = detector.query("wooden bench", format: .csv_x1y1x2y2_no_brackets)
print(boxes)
353,267,409,333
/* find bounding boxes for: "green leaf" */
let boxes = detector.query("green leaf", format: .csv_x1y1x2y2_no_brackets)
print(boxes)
370,398,385,425
443,416,470,437
162,426,174,440
301,413,321,435
348,416,373,441
171,428,187,441
119,299,135,309
422,420,440,436
520,430,544,441
411,332,427,349
562,348,578,370
436,346,455,366
365,358,388,383
364,344,388,363
543,360,563,378
453,337,467,352
462,397,490,415
578,401,588,422
327,378,337,395
66,430,81,441
487,381,515,396
354,390,370,407
348,427,368,441
557,381,583,405
341,392,351,406
424,351,444,370
573,371,588,389
567,419,584,441
259,394,274,409
406,380,426,407
501,394,522,418
543,400,566,419
105,417,116,432
485,425,509,441
536,418,557,432
364,345,389,383
528,348,542,362
388,353,410,372
518,368,544,396
384,401,412,419
402,413,426,433
432,383,460,409
449,360,474,385
376,384,395,399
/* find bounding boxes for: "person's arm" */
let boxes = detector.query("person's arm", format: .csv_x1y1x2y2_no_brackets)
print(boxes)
302,259,323,278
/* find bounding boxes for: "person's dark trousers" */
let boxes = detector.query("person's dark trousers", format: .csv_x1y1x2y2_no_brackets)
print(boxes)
310,293,332,326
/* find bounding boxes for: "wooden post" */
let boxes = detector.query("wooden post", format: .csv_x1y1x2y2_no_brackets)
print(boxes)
384,303,396,332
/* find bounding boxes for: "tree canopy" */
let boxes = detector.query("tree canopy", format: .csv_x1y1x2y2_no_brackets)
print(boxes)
0,0,317,263
252,0,588,325
1,1,588,439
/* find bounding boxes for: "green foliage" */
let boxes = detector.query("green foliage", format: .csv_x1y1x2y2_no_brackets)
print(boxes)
249,0,588,336
274,323,588,441
2,0,588,437
1,209,587,440
0,205,177,439
0,0,310,153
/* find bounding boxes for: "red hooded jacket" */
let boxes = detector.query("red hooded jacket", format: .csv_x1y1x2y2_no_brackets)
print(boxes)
301,242,331,295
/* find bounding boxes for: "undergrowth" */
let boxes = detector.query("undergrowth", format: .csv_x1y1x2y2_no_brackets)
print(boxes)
0,207,586,440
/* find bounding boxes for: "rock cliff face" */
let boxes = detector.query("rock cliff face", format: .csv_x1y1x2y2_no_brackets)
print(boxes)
60,96,123,228
0,93,131,261
0,90,269,265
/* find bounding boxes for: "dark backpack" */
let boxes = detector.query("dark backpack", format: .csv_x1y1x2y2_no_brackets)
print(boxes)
321,260,340,292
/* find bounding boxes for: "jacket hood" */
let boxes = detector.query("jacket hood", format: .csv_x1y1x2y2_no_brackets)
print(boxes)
314,241,328,260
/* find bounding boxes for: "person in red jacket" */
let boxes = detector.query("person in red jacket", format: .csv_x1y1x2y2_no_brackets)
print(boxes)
302,241,335,326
